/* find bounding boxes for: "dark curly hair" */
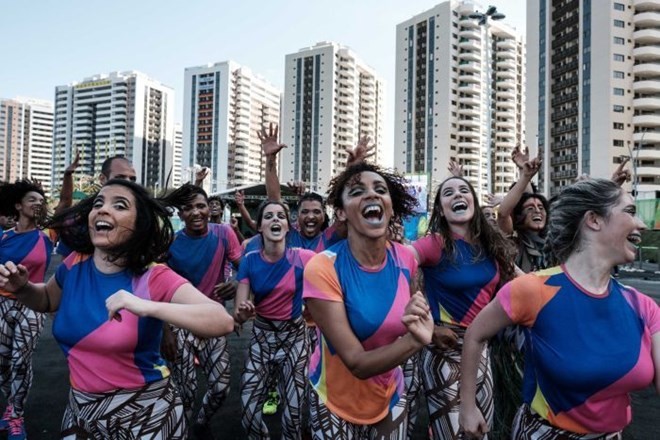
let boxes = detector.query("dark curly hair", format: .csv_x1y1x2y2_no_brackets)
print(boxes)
326,162,418,238
48,180,174,275
512,192,549,236
427,176,516,283
0,179,47,224
160,183,208,211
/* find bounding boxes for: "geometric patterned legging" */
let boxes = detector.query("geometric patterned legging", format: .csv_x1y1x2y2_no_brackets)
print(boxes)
511,404,622,440
240,315,309,440
60,377,185,439
420,325,493,440
170,327,230,427
0,296,44,418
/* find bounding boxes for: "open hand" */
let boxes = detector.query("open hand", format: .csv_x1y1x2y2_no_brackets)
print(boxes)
258,123,287,156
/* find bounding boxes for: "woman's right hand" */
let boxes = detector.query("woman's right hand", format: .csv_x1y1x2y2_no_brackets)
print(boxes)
432,325,459,350
459,403,489,439
234,300,256,324
0,262,29,293
402,292,433,345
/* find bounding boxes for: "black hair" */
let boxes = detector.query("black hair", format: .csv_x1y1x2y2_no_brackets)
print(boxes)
326,162,417,238
208,195,224,209
0,179,47,221
160,184,208,212
512,192,549,235
255,200,292,232
297,192,329,230
100,155,130,178
48,179,174,275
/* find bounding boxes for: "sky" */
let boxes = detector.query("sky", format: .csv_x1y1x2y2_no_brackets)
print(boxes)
2,0,526,165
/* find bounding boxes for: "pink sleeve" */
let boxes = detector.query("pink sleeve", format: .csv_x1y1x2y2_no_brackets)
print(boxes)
496,282,515,319
393,242,418,278
411,234,444,266
147,265,189,303
223,225,242,262
630,288,660,335
303,253,343,303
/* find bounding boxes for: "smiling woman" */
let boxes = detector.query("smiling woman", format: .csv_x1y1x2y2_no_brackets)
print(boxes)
0,179,234,440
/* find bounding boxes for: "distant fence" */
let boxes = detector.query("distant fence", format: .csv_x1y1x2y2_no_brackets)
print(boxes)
637,198,659,230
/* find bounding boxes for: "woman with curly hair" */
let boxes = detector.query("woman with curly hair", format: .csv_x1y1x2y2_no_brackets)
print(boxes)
303,162,433,439
0,179,53,439
0,179,234,439
409,176,516,439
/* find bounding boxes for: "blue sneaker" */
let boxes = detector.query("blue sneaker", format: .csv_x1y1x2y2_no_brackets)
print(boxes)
0,404,14,430
8,416,26,440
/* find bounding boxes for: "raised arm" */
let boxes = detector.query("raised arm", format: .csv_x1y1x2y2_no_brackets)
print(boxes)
459,299,514,437
346,136,375,168
258,123,287,202
235,190,256,231
497,155,542,235
305,292,432,380
194,167,210,187
54,151,80,216
611,156,632,187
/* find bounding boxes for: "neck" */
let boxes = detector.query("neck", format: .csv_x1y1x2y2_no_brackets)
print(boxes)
210,215,222,224
15,217,37,233
563,250,612,294
449,223,470,240
262,237,286,262
347,232,388,269
93,249,125,274
185,226,208,236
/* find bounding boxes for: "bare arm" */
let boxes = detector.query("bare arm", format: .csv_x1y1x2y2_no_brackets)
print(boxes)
105,283,234,339
346,136,375,168
305,292,432,380
653,333,660,394
233,282,255,325
497,156,542,235
459,299,514,437
194,167,209,187
0,262,62,313
235,190,256,231
258,123,286,202
54,151,80,215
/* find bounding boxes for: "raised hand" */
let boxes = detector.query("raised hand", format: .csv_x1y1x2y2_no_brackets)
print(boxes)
448,160,464,178
64,151,81,176
346,136,376,167
611,156,632,187
286,180,307,197
511,145,530,170
521,157,542,180
195,167,210,184
0,262,30,292
235,190,245,206
258,123,287,156
484,193,502,207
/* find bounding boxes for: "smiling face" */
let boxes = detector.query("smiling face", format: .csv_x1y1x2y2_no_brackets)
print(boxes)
337,171,393,240
179,194,210,236
208,199,223,218
599,191,646,265
520,196,547,232
482,206,497,227
258,203,289,243
15,191,45,222
297,200,324,238
438,178,475,227
88,185,137,250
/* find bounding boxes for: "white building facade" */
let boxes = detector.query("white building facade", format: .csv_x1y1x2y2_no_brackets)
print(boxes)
52,71,175,190
182,61,281,193
280,42,385,193
173,122,183,188
395,0,525,197
0,97,54,194
527,0,660,199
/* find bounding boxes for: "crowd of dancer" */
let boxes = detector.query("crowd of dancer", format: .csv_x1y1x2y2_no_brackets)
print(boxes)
0,124,657,440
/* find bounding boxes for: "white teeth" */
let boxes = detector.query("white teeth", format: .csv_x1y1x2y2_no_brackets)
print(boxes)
95,221,113,231
627,234,642,246
452,201,468,212
362,205,382,216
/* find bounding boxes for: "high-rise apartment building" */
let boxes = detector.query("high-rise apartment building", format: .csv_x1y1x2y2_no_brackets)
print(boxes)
395,0,525,196
173,122,183,188
527,0,660,198
53,71,175,190
183,61,281,193
280,42,385,192
0,98,54,194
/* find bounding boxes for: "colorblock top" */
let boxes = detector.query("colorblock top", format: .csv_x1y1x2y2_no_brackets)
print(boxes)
0,228,54,298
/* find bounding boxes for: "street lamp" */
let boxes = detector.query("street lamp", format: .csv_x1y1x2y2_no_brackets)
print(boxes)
628,129,646,202
469,5,505,194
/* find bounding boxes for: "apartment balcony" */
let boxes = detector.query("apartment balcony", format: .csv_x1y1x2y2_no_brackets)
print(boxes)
458,129,480,137
458,83,481,95
459,60,480,73
459,38,480,51
458,106,480,118
635,11,660,28
459,28,481,40
496,58,516,70
550,169,578,180
459,72,481,83
459,16,479,28
459,118,481,128
497,99,516,110
634,0,660,10
634,97,660,110
496,89,516,100
634,80,660,94
460,96,481,106
495,69,516,80
457,150,482,161
633,62,660,77
633,114,660,126
634,28,660,44
458,51,480,62
495,119,516,130
636,166,660,177
635,131,660,144
634,45,660,60
635,148,660,160
550,122,579,136
496,39,516,51
550,153,579,165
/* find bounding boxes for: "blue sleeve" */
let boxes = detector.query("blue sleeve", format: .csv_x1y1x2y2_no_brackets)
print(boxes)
55,262,69,289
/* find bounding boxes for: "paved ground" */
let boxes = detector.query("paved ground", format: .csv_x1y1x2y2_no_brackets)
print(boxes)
4,257,660,439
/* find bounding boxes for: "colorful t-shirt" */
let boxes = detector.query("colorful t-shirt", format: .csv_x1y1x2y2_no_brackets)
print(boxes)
497,266,660,433
167,223,241,297
412,234,499,327
0,228,54,298
237,247,315,321
53,252,188,393
303,240,418,425
243,224,342,254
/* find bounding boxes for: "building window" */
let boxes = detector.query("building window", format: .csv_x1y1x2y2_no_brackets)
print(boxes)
614,19,625,27
613,53,624,61
613,71,624,79
614,2,625,10
613,105,624,112
613,122,624,130
613,140,624,147
614,37,625,45
613,87,624,95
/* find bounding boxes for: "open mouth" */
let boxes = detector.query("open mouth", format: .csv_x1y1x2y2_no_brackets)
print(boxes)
627,233,642,248
95,221,114,232
532,214,544,222
361,204,383,223
451,200,468,214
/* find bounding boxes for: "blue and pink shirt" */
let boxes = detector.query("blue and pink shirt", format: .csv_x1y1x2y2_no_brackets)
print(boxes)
412,234,499,327
237,247,315,321
0,228,54,298
168,223,241,297
303,240,418,425
497,266,660,433
53,252,188,393
243,224,342,254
